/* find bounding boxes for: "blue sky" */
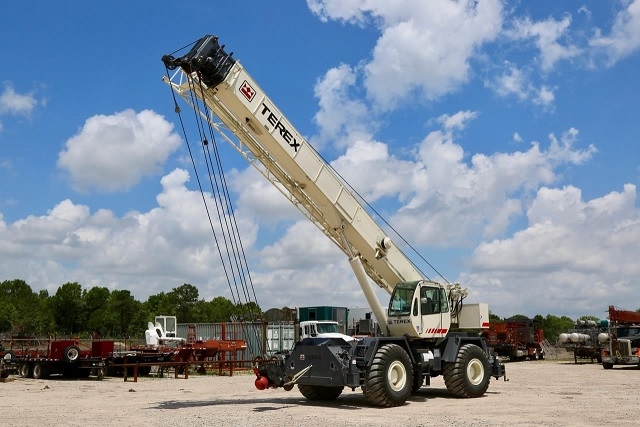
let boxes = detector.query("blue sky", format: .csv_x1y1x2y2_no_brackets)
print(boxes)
2,0,640,321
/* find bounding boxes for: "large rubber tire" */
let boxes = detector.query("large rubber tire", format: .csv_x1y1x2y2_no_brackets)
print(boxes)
362,343,413,407
63,345,81,363
602,363,613,369
443,343,491,398
19,363,32,378
297,384,344,401
32,363,47,379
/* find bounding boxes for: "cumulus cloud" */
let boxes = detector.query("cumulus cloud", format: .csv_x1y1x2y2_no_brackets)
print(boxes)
230,167,302,228
436,111,479,131
465,183,640,318
0,82,42,132
0,83,39,116
590,0,640,65
487,62,556,109
390,126,596,246
308,0,504,110
306,0,370,25
0,169,258,301
57,109,182,192
507,15,582,71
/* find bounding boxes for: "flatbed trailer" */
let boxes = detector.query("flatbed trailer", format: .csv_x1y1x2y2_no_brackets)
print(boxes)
106,347,177,376
6,339,107,379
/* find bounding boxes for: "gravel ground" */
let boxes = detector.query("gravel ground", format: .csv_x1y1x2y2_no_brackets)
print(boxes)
2,359,637,427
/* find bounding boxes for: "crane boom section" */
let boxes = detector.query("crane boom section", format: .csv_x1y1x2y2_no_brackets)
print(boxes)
162,36,425,296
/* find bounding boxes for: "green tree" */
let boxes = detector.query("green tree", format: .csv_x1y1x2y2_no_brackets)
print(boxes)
128,305,152,338
107,290,139,337
539,314,575,343
235,301,262,321
0,299,18,332
49,282,85,334
144,292,177,318
207,296,236,322
488,311,501,323
0,279,54,335
170,284,200,323
84,286,112,336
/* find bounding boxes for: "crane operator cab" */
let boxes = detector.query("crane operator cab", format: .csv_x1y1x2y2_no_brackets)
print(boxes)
388,280,451,339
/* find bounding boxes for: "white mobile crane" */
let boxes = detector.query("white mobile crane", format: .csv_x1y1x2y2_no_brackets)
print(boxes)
162,35,505,407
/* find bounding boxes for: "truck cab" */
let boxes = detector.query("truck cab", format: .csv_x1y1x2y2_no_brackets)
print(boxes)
299,320,355,342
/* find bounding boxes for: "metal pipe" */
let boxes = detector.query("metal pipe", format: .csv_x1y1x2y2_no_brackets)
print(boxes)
348,256,389,336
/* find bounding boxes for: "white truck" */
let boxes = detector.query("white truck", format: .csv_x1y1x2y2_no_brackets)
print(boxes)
162,35,505,407
299,320,355,342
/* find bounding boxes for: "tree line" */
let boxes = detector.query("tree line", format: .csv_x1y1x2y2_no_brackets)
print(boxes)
0,279,261,339
1,278,606,342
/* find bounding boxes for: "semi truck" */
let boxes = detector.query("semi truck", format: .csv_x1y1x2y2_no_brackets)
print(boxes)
599,306,640,369
161,34,505,407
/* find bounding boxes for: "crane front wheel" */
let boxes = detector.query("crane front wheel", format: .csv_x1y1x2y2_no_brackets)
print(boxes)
363,343,412,407
443,343,490,398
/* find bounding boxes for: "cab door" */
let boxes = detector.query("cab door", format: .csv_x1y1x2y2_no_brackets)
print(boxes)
418,284,450,339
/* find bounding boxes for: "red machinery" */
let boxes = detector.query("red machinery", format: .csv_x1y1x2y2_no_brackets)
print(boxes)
1,338,108,379
482,317,544,361
599,306,640,369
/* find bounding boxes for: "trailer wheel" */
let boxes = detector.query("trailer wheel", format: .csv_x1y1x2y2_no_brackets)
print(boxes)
297,384,344,401
363,343,412,407
443,343,490,398
63,345,81,363
602,362,613,369
32,363,47,379
19,363,32,378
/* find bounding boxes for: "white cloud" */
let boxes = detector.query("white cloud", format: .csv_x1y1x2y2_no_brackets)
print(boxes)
507,15,582,71
57,109,182,192
331,137,415,202
308,0,504,110
230,167,302,228
487,62,557,109
590,0,640,65
390,126,596,246
490,62,530,101
436,111,479,131
306,0,370,25
311,64,370,149
0,168,259,301
466,183,640,317
0,83,38,116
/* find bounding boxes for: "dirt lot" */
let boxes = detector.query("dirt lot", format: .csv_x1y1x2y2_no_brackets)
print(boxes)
2,359,637,427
